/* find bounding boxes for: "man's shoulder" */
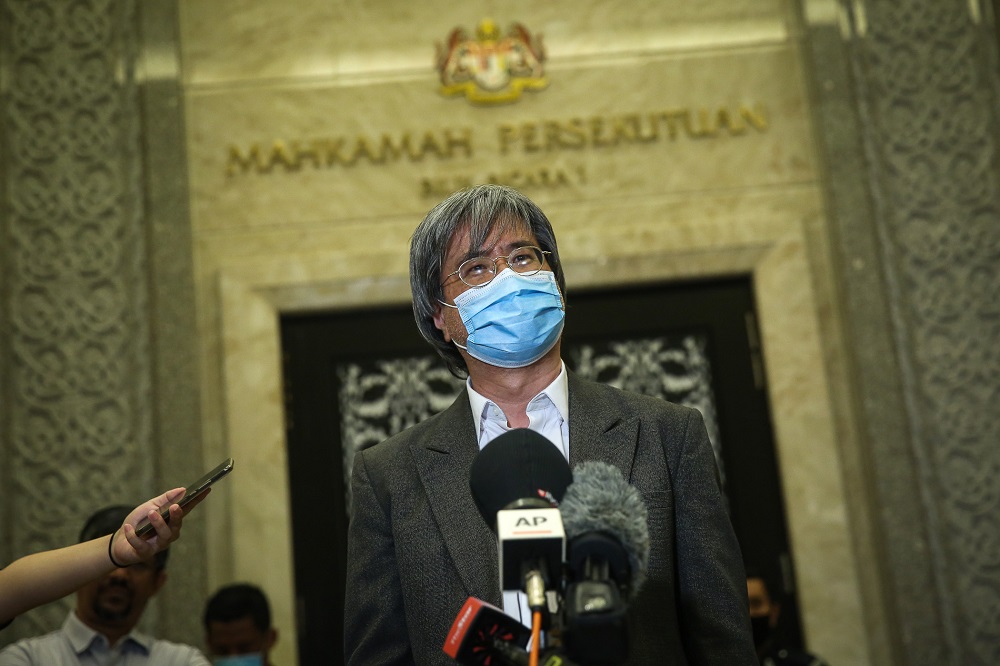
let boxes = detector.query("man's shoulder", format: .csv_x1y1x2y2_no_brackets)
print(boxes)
145,637,211,665
0,632,209,666
568,373,693,419
0,628,71,664
365,393,468,454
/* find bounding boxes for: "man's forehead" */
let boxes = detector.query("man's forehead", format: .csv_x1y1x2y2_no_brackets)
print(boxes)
208,616,263,638
445,218,535,257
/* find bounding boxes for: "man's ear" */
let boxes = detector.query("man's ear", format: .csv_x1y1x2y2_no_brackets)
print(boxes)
265,627,278,651
432,303,451,341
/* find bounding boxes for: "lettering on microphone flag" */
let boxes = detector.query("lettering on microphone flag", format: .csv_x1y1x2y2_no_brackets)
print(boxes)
499,508,562,536
497,507,565,591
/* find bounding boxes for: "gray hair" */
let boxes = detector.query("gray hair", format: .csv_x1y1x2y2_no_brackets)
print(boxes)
409,184,565,378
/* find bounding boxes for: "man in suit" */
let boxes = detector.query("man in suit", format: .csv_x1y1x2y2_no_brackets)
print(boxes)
343,184,756,665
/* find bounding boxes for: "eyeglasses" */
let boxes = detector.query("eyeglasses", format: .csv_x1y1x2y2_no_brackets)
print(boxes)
442,246,552,288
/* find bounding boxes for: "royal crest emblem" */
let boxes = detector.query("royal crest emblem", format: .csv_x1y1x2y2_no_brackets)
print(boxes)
436,19,547,105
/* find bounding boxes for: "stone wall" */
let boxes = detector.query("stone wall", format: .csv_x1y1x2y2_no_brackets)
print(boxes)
1,1,997,665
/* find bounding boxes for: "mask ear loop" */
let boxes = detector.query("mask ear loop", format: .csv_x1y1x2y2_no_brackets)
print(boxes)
435,300,464,349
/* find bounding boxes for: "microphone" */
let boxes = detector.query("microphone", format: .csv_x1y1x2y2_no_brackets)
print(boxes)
469,428,573,610
558,461,650,665
443,597,531,665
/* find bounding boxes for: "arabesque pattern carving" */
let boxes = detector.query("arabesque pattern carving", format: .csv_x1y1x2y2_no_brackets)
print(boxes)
338,357,463,515
1,0,152,638
569,335,724,484
858,1,1000,662
337,335,722,513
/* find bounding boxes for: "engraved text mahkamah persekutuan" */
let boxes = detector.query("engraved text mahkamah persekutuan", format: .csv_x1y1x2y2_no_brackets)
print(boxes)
225,104,768,177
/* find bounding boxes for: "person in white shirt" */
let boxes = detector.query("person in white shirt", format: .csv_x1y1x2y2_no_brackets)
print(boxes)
0,488,194,629
0,503,210,666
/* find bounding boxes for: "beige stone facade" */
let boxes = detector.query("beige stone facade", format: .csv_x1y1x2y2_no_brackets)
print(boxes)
2,2,997,665
181,2,859,664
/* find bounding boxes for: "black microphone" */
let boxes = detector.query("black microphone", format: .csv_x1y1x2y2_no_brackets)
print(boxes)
469,428,573,610
558,461,651,665
443,597,531,665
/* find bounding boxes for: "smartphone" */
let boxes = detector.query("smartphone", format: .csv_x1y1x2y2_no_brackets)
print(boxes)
134,457,234,538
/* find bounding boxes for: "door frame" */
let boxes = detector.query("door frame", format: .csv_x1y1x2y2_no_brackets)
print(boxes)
208,239,867,665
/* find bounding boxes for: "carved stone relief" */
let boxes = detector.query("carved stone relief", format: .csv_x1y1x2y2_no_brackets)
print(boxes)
0,0,154,640
337,335,722,514
822,1,1000,663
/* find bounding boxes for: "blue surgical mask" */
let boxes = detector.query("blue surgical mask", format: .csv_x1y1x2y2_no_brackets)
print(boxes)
213,655,263,666
444,268,565,368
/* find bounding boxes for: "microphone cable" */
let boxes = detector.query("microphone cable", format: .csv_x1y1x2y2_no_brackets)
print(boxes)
530,610,542,666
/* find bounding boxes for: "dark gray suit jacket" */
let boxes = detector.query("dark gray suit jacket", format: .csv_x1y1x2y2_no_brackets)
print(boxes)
344,372,757,665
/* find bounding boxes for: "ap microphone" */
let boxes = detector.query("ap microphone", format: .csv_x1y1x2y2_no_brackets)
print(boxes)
443,597,531,665
558,461,651,665
469,429,573,607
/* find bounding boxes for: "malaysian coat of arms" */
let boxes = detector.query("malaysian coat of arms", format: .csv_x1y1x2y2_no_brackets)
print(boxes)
436,18,548,105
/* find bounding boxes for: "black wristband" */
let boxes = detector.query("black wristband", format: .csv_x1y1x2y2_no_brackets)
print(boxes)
108,529,129,568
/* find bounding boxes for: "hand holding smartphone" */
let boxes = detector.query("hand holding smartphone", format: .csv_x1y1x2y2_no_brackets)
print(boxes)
135,458,234,538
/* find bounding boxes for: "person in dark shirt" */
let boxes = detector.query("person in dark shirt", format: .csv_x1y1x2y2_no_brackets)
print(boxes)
203,583,278,666
747,571,831,666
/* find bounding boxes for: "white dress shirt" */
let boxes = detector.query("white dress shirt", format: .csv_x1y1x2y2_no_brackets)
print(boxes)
0,611,210,666
466,361,570,631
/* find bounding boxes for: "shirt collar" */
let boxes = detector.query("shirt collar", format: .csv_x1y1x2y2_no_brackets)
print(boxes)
64,610,154,654
466,361,569,433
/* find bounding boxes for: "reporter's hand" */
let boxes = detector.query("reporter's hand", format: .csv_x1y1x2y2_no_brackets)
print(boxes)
110,487,211,567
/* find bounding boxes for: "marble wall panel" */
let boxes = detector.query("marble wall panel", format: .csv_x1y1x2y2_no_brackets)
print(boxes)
179,0,788,85
186,46,813,234
180,2,868,665
193,187,868,666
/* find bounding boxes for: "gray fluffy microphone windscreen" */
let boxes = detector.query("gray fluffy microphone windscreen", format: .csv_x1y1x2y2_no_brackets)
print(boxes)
560,461,651,598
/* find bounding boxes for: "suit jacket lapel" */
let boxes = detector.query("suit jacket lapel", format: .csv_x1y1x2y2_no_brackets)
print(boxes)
411,394,502,605
568,372,640,478
408,372,639,609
